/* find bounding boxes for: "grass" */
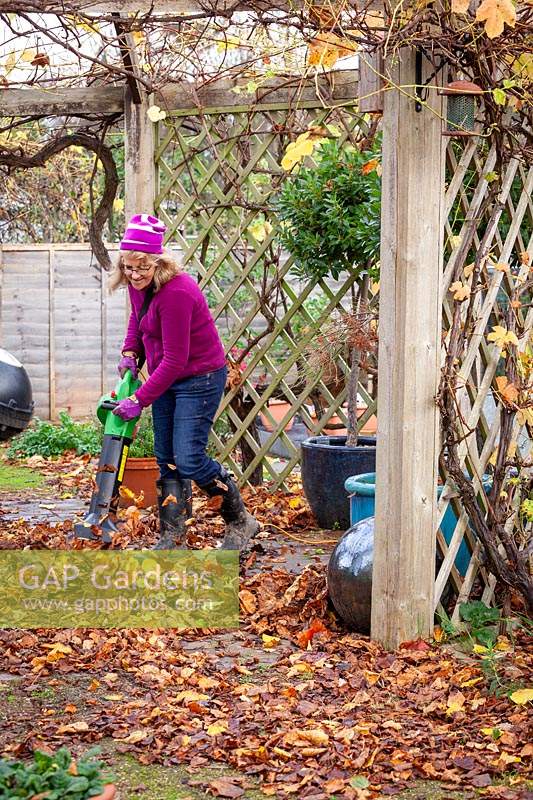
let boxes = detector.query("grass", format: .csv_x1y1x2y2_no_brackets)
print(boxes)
0,463,44,492
101,749,264,800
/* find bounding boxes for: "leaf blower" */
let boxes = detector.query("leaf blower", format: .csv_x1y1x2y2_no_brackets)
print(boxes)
73,369,141,543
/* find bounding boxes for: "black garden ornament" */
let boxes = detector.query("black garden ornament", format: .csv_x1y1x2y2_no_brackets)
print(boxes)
439,80,484,137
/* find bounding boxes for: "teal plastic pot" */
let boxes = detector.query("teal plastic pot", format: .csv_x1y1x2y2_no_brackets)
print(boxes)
344,472,492,576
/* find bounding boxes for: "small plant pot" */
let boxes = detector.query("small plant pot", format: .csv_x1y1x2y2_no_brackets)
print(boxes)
259,399,294,432
119,456,159,508
357,406,377,435
344,472,493,576
93,786,117,800
305,405,377,437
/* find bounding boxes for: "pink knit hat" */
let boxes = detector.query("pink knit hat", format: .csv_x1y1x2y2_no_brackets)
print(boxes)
120,213,166,255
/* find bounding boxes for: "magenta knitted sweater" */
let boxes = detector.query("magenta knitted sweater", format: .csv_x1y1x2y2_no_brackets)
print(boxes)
121,273,226,407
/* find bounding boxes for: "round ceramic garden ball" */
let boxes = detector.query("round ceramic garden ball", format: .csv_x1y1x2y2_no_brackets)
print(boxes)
327,516,374,634
0,349,34,441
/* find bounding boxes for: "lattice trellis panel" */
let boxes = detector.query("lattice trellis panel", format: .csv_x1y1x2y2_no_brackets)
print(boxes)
154,104,377,489
435,139,532,618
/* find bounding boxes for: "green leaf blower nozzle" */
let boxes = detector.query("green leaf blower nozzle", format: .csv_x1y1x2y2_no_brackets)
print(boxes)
73,370,142,543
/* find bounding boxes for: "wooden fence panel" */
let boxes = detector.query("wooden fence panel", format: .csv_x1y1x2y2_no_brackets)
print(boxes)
0,247,51,417
0,244,126,420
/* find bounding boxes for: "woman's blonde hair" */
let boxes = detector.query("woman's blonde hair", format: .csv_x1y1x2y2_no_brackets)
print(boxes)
109,250,181,292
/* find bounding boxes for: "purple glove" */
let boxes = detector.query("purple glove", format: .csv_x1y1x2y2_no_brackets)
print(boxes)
117,355,138,379
112,397,142,421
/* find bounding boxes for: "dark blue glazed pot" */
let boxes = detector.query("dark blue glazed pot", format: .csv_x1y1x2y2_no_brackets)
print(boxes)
301,435,376,530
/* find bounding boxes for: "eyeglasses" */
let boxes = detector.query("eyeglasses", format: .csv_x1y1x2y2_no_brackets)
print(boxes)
123,264,153,275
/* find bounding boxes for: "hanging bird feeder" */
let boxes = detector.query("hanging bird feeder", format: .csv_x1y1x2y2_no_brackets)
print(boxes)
439,80,484,136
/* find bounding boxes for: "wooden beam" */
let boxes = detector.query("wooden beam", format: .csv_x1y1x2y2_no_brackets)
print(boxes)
0,70,360,117
67,1,381,16
371,49,445,649
161,69,359,111
0,86,123,116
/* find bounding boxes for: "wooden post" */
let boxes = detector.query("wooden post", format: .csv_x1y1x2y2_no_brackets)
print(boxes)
48,246,57,421
124,87,155,219
371,49,445,648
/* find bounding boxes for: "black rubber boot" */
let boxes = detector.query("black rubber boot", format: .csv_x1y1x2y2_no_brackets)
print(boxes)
153,478,192,550
199,468,260,550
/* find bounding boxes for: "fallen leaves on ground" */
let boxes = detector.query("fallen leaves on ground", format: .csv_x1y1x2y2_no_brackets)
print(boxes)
0,458,531,798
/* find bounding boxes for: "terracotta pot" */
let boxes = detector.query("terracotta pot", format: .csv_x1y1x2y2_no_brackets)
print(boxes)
259,399,294,432
119,456,159,508
93,785,117,800
357,406,378,435
307,405,377,436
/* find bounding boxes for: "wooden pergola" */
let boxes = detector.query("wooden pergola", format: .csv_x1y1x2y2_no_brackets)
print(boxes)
1,2,450,649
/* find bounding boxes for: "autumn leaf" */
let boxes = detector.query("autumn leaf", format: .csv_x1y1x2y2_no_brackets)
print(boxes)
433,625,445,642
261,633,280,649
494,261,510,273
198,676,218,689
249,219,273,242
449,281,471,301
206,495,224,511
207,720,228,736
296,619,328,648
31,52,50,67
475,0,516,38
121,729,149,743
307,32,356,69
215,34,242,53
175,689,209,703
119,485,145,507
285,728,329,746
281,135,316,171
487,325,519,349
446,690,466,715
451,0,470,12
161,494,177,507
509,688,533,705
361,158,379,175
56,720,89,734
208,778,244,798
495,376,519,405
517,408,533,426
239,589,257,614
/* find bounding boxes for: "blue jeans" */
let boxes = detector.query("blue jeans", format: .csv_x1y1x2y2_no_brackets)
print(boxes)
152,365,227,485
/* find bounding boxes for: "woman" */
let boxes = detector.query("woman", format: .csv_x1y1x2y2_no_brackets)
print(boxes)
110,213,259,550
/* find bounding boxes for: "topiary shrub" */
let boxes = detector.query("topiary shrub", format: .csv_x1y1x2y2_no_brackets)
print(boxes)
276,137,381,281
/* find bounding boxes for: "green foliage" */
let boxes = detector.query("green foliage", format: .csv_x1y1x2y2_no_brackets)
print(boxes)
6,412,102,458
459,600,501,648
275,138,381,281
129,410,155,458
0,746,115,799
